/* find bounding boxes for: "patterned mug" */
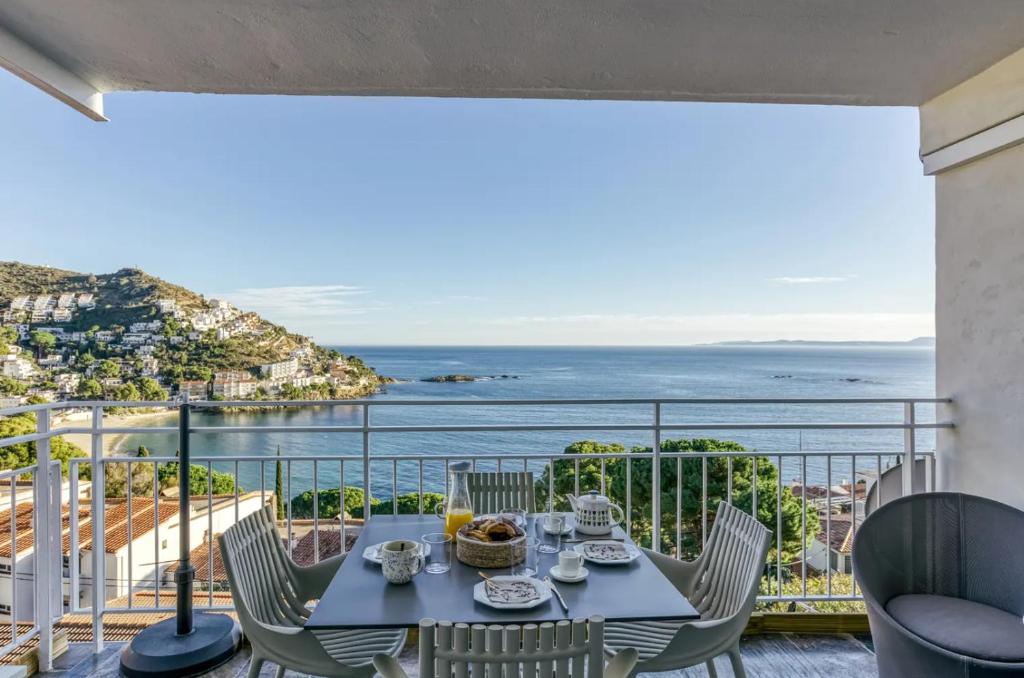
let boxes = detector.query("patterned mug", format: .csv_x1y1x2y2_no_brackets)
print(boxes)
381,540,425,584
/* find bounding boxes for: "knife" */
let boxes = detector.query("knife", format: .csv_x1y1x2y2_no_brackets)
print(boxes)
544,576,569,615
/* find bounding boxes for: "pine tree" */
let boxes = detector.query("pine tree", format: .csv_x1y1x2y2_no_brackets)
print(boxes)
274,446,285,521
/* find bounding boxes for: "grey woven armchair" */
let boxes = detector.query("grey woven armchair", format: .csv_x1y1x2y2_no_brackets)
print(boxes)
853,492,1024,677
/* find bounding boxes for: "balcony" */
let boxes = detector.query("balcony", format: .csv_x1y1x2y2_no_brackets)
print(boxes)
0,396,948,676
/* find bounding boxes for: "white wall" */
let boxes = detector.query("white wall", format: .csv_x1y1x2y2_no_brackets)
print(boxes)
76,493,267,604
0,552,36,622
923,47,1024,509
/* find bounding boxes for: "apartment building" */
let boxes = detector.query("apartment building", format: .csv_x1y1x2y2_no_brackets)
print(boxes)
260,358,299,380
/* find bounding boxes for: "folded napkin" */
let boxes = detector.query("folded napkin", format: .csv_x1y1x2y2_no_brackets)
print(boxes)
485,579,540,604
582,542,630,561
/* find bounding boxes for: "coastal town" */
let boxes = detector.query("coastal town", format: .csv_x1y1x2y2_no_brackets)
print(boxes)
0,264,386,409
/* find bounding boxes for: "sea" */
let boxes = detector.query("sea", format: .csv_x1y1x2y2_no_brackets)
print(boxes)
117,345,936,501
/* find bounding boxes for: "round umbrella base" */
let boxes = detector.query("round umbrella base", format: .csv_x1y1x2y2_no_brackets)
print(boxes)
119,613,241,678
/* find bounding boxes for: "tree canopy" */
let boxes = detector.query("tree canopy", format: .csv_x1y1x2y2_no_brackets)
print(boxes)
29,330,56,355
535,438,817,561
156,462,238,496
0,376,27,396
0,410,85,477
289,487,444,520
0,326,17,353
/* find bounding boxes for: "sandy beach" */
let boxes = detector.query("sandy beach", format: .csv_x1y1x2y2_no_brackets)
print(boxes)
57,409,178,457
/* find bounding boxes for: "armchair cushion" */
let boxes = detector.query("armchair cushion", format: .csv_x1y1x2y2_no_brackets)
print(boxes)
886,594,1024,662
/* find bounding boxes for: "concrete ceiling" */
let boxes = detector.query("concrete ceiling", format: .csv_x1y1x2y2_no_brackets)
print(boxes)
2,0,1024,107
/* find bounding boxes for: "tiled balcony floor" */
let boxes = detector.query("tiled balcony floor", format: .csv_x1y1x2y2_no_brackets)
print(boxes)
43,634,877,677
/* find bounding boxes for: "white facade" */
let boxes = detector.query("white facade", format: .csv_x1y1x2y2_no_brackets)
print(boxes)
77,493,267,604
2,493,268,622
260,358,299,380
212,377,257,399
1,359,36,380
923,47,1024,510
10,296,31,311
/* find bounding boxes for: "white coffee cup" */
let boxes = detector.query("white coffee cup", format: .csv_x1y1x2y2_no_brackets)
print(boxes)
558,549,583,577
381,540,424,584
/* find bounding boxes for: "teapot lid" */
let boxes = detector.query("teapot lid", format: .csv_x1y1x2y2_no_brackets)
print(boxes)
579,489,609,506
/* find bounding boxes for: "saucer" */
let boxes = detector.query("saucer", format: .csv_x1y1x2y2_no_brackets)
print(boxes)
548,564,589,583
537,514,573,535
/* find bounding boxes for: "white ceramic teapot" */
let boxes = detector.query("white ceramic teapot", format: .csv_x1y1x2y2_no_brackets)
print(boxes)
565,490,625,535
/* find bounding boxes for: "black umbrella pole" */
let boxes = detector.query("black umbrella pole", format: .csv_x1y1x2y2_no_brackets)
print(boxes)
175,399,195,636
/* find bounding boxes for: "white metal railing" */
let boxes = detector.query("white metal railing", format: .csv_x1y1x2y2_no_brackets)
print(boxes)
0,396,952,663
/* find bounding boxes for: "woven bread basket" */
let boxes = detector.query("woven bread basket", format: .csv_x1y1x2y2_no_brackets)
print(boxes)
456,526,526,568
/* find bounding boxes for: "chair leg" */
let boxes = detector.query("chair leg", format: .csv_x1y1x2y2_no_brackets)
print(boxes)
705,657,719,678
727,644,747,678
247,654,265,678
274,665,286,678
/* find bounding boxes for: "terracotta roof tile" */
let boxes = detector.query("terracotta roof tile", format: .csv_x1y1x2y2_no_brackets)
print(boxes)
0,498,180,557
816,517,856,554
291,529,358,567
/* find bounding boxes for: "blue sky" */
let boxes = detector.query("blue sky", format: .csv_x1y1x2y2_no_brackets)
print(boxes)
0,74,934,345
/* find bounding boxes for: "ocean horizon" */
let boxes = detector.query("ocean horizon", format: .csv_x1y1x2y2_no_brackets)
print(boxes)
118,344,936,500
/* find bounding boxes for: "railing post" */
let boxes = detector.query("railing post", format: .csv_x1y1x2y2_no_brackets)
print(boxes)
651,403,661,553
902,402,916,497
90,405,105,653
362,404,371,520
33,407,53,672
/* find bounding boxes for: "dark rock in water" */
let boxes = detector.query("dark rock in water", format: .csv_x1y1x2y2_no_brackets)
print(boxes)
772,375,793,379
423,374,520,382
841,378,862,382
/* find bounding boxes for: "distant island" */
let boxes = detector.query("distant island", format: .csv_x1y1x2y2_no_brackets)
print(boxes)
422,374,520,383
0,261,387,405
706,337,935,347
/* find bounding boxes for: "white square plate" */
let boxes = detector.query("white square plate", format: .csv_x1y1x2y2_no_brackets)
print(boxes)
473,576,552,609
573,540,640,565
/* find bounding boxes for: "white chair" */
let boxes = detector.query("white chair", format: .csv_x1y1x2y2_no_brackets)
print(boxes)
604,502,771,677
219,506,407,677
468,471,536,513
374,616,638,678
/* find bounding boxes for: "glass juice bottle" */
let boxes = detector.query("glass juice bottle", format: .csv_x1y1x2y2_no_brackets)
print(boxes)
436,461,474,538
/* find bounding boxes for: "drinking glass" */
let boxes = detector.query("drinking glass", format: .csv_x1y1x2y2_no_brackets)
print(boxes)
499,507,527,528
537,513,564,554
511,536,540,578
421,532,453,574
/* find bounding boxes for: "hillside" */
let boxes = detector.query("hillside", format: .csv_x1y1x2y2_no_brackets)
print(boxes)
0,261,385,402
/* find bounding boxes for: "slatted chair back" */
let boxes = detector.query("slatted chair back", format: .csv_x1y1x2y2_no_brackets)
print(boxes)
219,505,309,628
690,501,771,621
468,471,536,514
417,616,606,678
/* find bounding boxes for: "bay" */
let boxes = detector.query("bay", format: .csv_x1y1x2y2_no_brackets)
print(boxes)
117,345,936,500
